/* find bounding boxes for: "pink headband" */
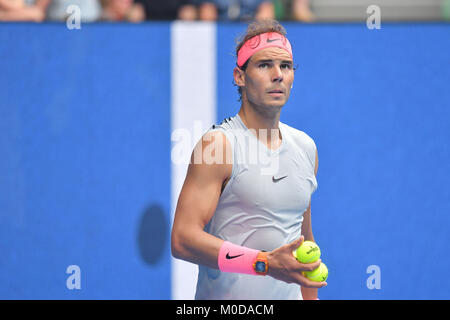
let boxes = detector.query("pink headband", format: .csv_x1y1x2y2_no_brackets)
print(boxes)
237,32,293,68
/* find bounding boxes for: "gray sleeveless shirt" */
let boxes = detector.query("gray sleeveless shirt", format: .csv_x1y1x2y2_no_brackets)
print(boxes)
195,113,318,300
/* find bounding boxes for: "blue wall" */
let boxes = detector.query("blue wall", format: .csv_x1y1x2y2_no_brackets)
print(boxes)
1,22,449,299
0,23,172,299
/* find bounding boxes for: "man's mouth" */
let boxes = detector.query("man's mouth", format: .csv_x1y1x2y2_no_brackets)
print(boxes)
267,89,285,96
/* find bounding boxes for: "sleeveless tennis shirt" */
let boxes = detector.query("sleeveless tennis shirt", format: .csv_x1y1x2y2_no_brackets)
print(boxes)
195,113,318,300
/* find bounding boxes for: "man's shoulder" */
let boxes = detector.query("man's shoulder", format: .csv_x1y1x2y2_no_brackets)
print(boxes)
212,115,241,131
207,115,245,146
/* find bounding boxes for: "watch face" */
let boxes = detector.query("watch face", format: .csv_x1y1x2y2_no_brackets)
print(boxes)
255,261,266,273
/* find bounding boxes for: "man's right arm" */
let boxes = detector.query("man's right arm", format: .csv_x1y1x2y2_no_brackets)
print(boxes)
171,130,231,269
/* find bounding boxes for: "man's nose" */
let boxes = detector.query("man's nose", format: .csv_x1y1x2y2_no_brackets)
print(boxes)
272,66,283,82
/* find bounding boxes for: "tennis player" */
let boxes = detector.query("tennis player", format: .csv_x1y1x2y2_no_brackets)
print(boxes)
171,19,326,300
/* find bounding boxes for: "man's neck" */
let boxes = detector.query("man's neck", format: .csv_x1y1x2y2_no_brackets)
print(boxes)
238,104,282,150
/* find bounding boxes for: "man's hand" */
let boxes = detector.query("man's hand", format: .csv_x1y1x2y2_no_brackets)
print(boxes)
266,236,327,288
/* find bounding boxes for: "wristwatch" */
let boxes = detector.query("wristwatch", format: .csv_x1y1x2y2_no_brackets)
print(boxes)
253,251,268,275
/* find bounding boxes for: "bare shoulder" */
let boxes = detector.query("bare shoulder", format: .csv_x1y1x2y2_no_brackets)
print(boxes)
187,130,233,183
314,147,318,176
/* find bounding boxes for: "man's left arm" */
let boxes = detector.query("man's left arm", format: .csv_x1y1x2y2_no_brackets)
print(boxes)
301,148,319,300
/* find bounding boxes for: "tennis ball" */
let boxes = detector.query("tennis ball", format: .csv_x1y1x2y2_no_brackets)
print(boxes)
295,241,321,264
304,262,328,282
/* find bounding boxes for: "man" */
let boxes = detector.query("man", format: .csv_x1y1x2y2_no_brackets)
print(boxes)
171,20,326,300
99,0,144,22
0,0,49,22
195,0,274,21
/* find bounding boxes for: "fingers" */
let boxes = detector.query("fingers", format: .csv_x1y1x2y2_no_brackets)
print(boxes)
269,237,327,289
288,236,304,252
287,237,321,272
296,259,322,272
297,272,327,288
300,276,328,289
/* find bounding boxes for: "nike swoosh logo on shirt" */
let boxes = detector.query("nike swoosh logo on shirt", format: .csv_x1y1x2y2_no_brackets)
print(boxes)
226,252,244,259
272,175,288,183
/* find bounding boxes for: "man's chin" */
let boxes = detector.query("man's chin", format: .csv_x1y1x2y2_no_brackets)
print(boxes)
259,103,284,117
247,98,285,116
265,101,286,110
267,95,288,106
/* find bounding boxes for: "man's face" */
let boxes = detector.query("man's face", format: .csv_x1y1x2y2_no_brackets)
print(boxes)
111,0,133,16
235,47,295,113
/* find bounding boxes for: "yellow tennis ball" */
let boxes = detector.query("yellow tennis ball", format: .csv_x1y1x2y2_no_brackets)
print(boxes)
304,262,328,282
295,241,321,263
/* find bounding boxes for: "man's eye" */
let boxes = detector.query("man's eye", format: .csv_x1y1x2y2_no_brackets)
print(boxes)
259,63,269,68
281,64,293,69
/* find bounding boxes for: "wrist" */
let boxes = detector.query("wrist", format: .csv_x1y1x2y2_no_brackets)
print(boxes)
253,251,268,276
218,241,259,275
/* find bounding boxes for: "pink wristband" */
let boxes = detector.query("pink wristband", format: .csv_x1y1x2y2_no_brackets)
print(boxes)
218,241,259,275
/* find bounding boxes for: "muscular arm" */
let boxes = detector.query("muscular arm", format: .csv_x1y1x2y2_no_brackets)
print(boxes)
171,131,231,269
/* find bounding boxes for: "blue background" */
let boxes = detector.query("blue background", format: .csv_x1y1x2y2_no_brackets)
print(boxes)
1,22,450,299
0,23,172,299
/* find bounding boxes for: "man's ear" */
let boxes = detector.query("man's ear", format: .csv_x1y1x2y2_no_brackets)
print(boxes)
233,67,245,87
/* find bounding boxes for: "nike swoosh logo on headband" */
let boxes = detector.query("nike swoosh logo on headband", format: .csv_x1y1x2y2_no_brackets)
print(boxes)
266,38,280,43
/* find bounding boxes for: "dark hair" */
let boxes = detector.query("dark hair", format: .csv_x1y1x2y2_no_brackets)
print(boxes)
234,20,289,102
